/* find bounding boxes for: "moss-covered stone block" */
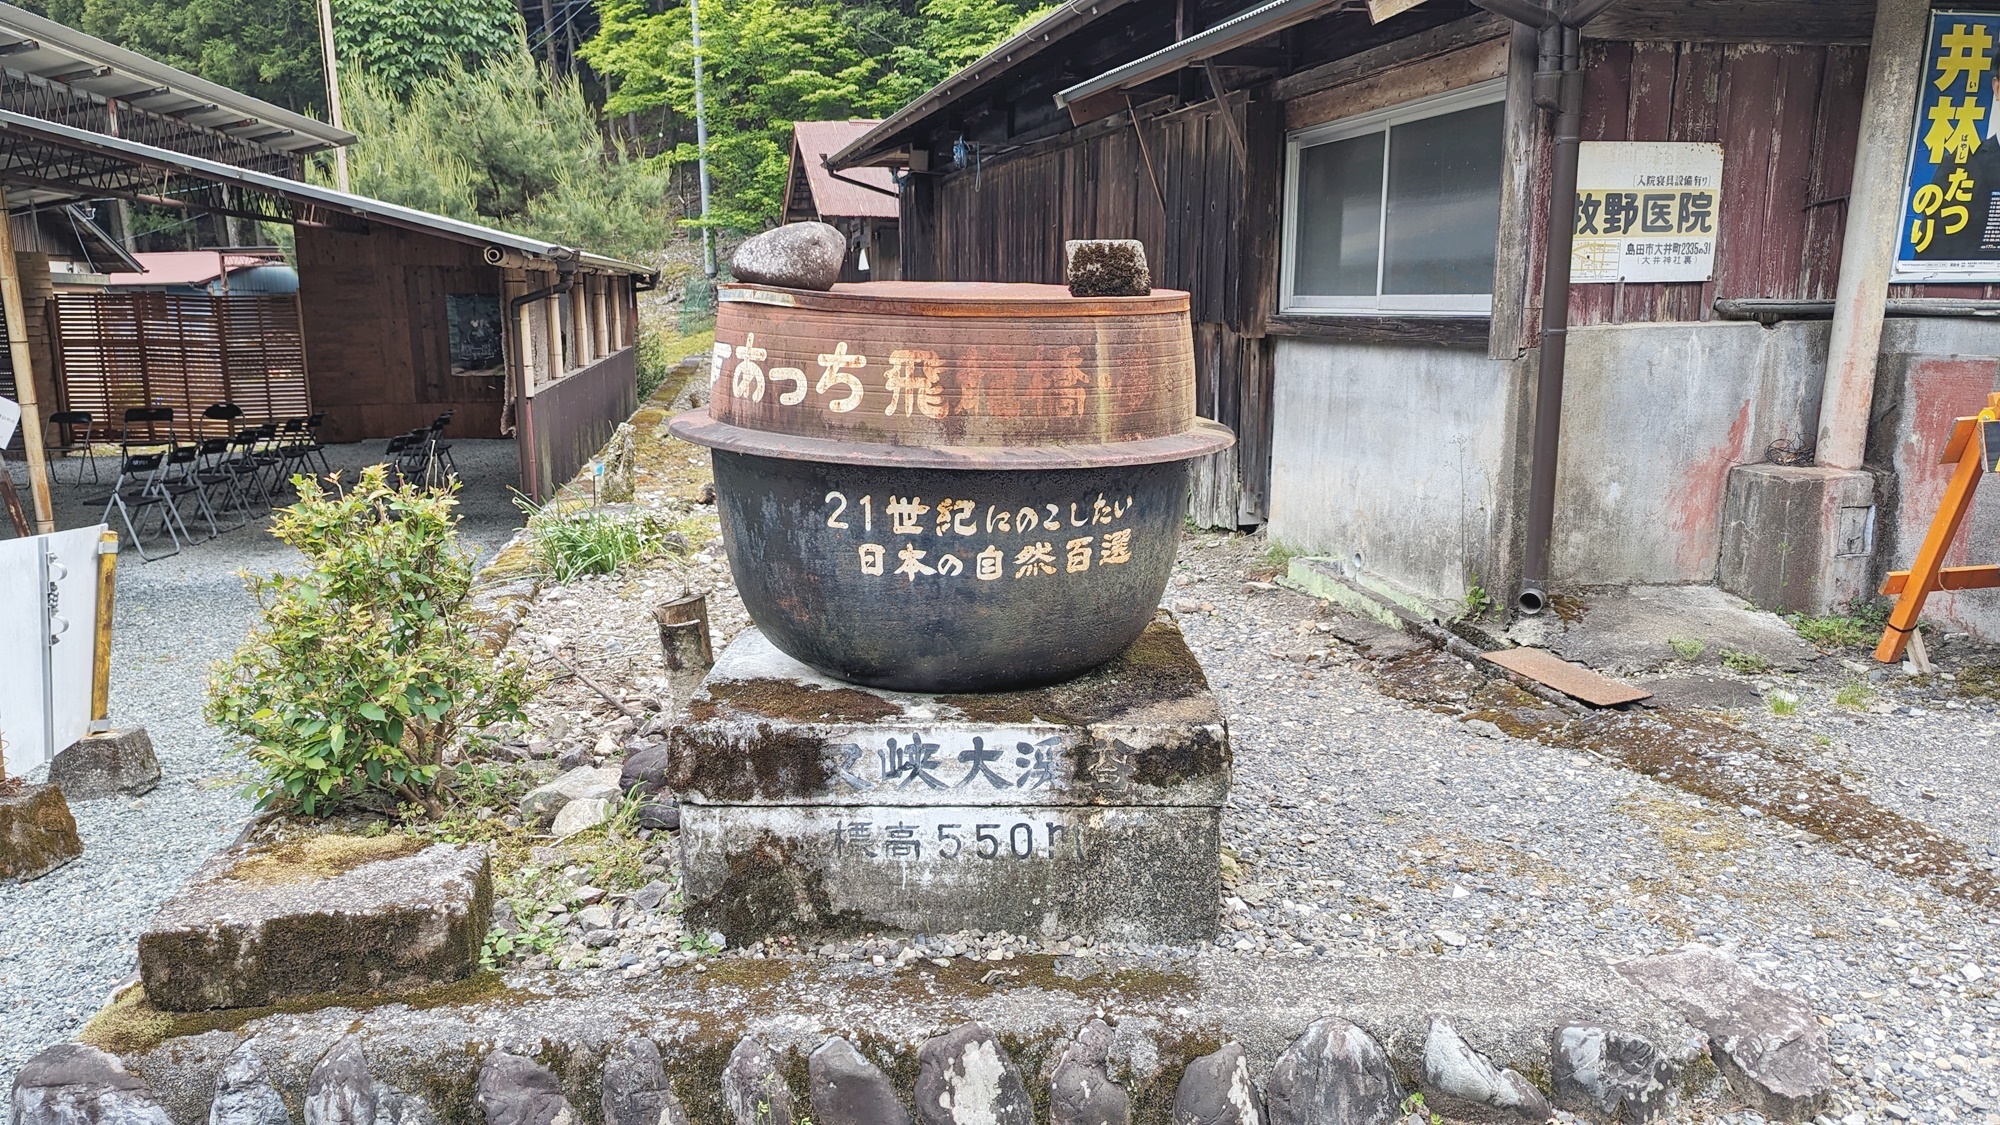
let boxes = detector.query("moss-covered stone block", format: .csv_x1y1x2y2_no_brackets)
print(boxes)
0,781,84,882
137,837,491,1012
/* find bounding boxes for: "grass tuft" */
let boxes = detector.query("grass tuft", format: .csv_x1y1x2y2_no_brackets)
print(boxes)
1668,637,1706,662
1721,649,1772,674
1834,681,1875,710
515,494,679,583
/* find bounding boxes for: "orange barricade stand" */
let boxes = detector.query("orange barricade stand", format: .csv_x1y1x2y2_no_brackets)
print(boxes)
1876,391,2000,664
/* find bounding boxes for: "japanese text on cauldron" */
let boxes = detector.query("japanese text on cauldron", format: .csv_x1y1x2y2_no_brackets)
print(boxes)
822,490,1139,581
713,335,1095,418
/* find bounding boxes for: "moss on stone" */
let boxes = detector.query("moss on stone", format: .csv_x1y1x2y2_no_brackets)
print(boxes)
224,833,428,886
703,678,906,724
0,783,83,882
79,973,518,1055
940,623,1212,726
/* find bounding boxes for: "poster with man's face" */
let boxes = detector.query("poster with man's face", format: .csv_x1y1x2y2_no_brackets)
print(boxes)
1897,12,2000,282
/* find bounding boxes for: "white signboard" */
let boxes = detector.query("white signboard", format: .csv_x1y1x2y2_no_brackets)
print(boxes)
0,526,108,776
1571,141,1725,284
0,395,19,447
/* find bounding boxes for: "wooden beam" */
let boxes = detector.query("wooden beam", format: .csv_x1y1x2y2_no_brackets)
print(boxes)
1284,37,1509,131
1488,20,1539,362
1267,314,1492,349
0,182,54,532
1270,13,1507,102
1880,565,2000,596
1584,0,1874,45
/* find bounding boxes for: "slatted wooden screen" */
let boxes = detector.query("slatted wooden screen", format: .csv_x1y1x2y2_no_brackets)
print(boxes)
53,292,310,441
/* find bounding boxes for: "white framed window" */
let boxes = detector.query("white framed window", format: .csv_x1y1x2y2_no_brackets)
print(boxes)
1281,80,1507,316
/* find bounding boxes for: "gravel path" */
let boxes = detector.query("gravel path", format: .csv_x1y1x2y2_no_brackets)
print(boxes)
0,441,525,1109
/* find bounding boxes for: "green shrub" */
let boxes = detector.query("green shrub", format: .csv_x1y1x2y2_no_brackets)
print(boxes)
1668,637,1706,662
516,494,676,582
1834,681,1875,710
1721,649,1773,674
1788,603,1890,649
207,468,527,816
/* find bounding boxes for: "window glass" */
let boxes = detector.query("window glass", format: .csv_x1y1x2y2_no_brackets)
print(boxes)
1383,102,1505,296
1294,132,1384,297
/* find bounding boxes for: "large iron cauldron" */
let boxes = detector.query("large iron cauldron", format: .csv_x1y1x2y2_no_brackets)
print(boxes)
669,281,1232,692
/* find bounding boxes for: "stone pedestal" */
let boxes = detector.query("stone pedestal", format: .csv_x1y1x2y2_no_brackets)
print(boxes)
664,619,1228,944
1718,463,1880,614
0,782,83,882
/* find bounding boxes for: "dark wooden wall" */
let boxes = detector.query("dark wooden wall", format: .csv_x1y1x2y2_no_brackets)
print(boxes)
295,223,507,443
905,95,1281,526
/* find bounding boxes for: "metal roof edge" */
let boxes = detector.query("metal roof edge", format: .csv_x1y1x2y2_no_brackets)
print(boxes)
0,2,355,148
1055,0,1349,108
0,108,650,274
827,0,1138,169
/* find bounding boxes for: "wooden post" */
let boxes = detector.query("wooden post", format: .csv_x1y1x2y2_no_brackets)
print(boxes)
654,592,714,711
91,529,116,728
0,184,55,533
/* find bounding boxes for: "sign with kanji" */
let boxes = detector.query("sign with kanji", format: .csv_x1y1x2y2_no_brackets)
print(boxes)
1570,142,1724,283
1897,12,2000,282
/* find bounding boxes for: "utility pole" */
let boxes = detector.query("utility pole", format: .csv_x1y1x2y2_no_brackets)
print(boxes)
316,0,350,192
692,0,716,278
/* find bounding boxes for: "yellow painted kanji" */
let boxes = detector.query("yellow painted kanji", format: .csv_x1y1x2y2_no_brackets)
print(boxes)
1925,97,1986,164
1935,23,1995,92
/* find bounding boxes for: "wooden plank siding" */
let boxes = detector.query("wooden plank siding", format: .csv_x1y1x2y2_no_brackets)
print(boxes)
907,93,1280,526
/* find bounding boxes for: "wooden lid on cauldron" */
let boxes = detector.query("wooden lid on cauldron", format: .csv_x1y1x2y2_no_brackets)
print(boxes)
669,281,1233,470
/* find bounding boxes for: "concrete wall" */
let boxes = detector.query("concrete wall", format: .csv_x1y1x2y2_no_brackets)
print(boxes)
1550,321,1828,586
1266,338,1530,605
1867,319,2000,642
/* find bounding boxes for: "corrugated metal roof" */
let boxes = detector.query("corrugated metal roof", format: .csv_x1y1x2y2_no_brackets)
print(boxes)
0,2,353,154
790,120,898,218
105,250,274,287
0,107,653,274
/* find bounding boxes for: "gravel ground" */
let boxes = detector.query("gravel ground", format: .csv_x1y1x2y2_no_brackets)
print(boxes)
0,440,525,1110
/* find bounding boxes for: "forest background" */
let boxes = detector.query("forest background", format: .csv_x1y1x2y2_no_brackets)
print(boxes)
16,0,1049,261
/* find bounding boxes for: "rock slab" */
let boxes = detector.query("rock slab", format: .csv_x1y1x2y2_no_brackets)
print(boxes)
1264,1019,1402,1125
1173,1043,1264,1125
208,1046,290,1125
476,1053,573,1125
602,1038,689,1125
0,781,83,882
1616,946,1833,1120
137,840,491,1011
1050,1019,1129,1125
720,1038,794,1125
730,223,846,291
10,1045,172,1125
1420,1018,1549,1120
50,728,161,800
1550,1025,1679,1122
915,1023,1034,1125
808,1037,909,1125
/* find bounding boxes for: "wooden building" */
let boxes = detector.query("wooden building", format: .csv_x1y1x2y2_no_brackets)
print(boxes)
832,0,2000,643
783,120,903,281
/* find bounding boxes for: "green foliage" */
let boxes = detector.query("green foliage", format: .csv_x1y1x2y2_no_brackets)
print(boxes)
206,468,527,816
1720,649,1773,674
1788,602,1890,649
334,49,675,260
1767,690,1799,717
1668,637,1706,662
27,0,328,113
1834,680,1876,710
515,493,677,582
1462,576,1495,619
581,0,1051,229
332,0,521,100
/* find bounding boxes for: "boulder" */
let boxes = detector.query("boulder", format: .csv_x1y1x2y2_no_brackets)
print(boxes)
602,1038,690,1125
477,1053,574,1125
600,424,637,504
137,839,490,1011
914,1023,1033,1125
0,781,83,882
520,766,623,826
1264,1019,1401,1125
1172,1043,1263,1125
807,1036,909,1125
1064,240,1151,297
1419,1018,1550,1121
1550,1025,1678,1122
621,746,668,798
730,223,846,291
1050,1019,1128,1125
304,1036,376,1125
50,728,161,800
720,1037,794,1125
1615,945,1833,1120
9,1044,172,1125
550,798,610,838
208,1045,290,1125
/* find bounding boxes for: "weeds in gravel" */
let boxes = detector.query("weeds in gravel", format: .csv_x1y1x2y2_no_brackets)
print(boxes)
1835,681,1877,710
516,493,679,582
1721,649,1772,674
1789,602,1890,649
1767,691,1799,717
1669,637,1706,662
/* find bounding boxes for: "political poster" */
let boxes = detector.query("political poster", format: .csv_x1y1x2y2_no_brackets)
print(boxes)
1896,11,2000,282
1570,142,1724,284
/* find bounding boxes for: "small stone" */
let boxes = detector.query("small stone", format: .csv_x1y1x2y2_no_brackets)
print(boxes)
637,802,681,832
49,728,161,800
520,765,622,826
1434,929,1467,948
1264,1018,1401,1125
602,1037,690,1125
730,222,846,291
477,1053,573,1125
1050,1019,1129,1125
722,1037,795,1125
577,905,614,930
1065,239,1151,297
0,782,83,882
622,746,669,798
552,797,610,838
915,1023,1034,1125
1961,962,1985,982
208,1045,290,1125
1550,1025,1677,1122
574,885,606,905
9,1044,172,1125
631,880,673,912
1172,1042,1264,1125
1421,1018,1550,1120
808,1036,910,1125
1461,720,1504,739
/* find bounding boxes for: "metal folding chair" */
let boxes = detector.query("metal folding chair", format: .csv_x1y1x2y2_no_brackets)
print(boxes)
44,410,99,483
94,450,182,561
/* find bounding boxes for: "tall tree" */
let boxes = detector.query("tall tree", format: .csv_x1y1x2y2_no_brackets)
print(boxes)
330,0,523,100
27,0,327,113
